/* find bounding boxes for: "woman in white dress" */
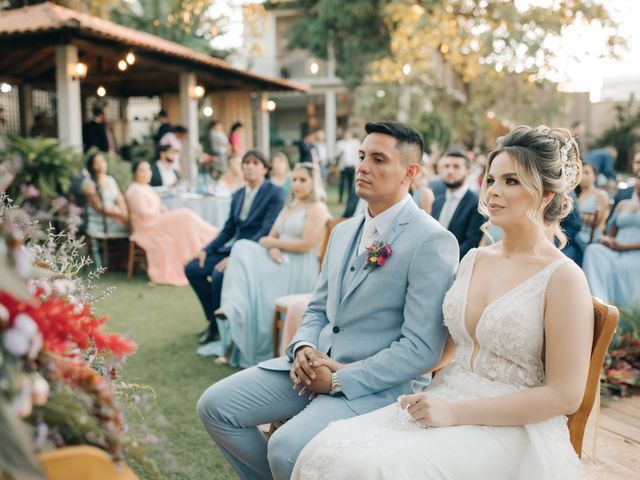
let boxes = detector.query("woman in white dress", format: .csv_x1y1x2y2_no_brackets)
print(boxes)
293,126,594,479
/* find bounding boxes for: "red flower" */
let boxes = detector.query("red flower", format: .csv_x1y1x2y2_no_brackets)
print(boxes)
377,256,386,266
0,290,136,359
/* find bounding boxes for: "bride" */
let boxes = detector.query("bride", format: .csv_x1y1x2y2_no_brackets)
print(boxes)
292,126,593,479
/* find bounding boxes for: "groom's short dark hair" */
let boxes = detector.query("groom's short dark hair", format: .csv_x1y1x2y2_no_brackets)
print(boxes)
364,121,424,164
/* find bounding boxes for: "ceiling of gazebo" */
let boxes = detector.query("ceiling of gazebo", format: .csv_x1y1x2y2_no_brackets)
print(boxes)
0,2,308,97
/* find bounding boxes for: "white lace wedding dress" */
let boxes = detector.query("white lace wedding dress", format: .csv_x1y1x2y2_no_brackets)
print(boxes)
292,249,583,479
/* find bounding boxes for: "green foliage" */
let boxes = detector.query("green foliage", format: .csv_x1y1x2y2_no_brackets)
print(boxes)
416,111,452,153
3,136,82,200
287,0,391,89
287,0,622,145
591,96,640,172
109,0,230,58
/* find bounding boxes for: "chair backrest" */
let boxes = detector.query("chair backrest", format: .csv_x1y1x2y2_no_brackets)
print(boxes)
567,297,619,457
318,217,347,270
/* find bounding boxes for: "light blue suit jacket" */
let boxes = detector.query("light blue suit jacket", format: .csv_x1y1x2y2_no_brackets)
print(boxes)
259,199,459,414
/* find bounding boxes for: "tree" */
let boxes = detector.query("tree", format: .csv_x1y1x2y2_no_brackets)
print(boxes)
592,96,640,172
286,0,624,146
287,0,391,89
110,0,230,57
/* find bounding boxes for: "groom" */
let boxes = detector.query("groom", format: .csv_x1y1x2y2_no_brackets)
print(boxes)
197,121,459,480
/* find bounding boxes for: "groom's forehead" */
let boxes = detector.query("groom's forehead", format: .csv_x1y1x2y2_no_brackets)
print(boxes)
360,133,399,156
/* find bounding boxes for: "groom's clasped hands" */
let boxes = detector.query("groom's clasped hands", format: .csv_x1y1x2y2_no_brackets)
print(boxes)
290,346,344,398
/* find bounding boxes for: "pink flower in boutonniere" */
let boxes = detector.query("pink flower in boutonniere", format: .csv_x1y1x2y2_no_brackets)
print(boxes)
365,241,392,270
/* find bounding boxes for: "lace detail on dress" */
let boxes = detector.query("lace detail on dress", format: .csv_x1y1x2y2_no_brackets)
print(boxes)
443,249,569,388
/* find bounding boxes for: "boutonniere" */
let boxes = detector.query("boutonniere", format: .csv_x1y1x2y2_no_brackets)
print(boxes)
365,241,392,269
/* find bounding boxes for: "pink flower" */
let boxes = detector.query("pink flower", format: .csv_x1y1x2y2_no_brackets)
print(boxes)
20,184,40,199
377,257,386,266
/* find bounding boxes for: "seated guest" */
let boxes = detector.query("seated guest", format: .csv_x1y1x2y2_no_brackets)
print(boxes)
560,192,586,266
278,293,313,356
608,150,640,226
216,163,330,367
577,162,610,244
585,145,617,183
185,150,286,344
126,160,218,286
431,151,484,258
270,152,292,197
159,125,188,171
82,153,129,234
150,145,181,187
583,169,640,310
217,155,245,194
411,169,435,214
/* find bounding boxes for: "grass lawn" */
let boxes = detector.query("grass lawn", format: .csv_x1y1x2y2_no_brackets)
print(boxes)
96,273,238,479
94,185,347,478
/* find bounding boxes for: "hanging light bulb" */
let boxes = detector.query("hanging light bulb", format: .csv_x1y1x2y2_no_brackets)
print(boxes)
125,52,136,65
97,86,107,97
117,60,128,71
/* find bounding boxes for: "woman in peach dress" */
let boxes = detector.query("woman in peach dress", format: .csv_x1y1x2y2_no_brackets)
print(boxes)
125,160,219,286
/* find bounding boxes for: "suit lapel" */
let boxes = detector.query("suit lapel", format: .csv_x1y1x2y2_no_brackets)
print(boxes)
341,200,419,303
448,190,472,234
432,195,444,220
233,188,246,221
243,181,268,224
335,215,365,302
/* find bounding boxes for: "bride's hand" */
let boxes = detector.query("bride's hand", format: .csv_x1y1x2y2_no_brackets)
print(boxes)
399,393,458,428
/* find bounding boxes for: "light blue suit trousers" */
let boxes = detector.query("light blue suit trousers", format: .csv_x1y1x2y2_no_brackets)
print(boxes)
197,199,459,479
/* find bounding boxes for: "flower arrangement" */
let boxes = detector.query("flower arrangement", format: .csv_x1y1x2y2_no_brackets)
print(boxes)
0,193,160,478
365,241,393,269
602,306,640,398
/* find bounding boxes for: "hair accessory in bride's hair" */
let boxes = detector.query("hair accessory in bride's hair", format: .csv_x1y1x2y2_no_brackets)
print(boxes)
559,141,578,188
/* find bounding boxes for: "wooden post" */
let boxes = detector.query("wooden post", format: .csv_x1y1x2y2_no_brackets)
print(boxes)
324,90,337,162
18,84,33,136
256,92,270,158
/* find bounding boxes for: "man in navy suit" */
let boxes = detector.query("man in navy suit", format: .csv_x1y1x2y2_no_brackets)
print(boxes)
185,150,286,343
431,151,484,259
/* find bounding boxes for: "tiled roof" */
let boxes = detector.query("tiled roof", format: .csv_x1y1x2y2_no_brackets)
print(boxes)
0,2,308,92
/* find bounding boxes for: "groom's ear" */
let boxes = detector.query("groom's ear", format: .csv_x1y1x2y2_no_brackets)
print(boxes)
403,163,421,184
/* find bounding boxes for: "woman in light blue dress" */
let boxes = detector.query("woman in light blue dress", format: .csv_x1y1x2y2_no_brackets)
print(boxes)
583,172,640,311
81,153,129,268
577,162,610,244
217,163,331,367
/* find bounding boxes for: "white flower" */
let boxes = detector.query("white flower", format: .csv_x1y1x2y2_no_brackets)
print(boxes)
53,278,76,296
14,313,38,338
14,246,34,279
2,328,30,356
11,379,33,418
31,373,50,406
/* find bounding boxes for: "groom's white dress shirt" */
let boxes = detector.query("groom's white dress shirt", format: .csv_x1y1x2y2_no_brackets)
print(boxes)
294,194,412,355
358,195,411,255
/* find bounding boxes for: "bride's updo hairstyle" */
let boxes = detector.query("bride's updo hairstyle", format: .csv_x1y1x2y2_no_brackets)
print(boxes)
479,125,582,248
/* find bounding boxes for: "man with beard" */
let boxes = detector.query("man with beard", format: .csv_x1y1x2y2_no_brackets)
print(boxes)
431,151,484,258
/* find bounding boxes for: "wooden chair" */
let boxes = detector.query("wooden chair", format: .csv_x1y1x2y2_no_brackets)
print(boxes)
87,231,130,270
38,445,138,479
126,238,148,281
272,217,346,357
567,297,619,457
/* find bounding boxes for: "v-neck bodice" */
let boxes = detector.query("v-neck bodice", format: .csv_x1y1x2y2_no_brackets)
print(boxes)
443,248,570,387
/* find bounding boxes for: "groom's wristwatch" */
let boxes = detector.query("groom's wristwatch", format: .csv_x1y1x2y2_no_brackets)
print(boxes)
329,372,343,396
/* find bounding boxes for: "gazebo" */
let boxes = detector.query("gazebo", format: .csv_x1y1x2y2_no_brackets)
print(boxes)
0,2,308,180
